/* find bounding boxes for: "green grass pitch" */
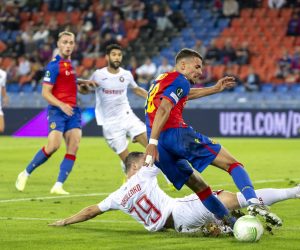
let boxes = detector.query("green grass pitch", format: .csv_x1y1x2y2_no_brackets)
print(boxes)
0,136,299,250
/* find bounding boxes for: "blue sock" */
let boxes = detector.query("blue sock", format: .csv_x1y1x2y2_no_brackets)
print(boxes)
197,187,230,220
57,154,76,183
229,163,257,201
26,147,50,174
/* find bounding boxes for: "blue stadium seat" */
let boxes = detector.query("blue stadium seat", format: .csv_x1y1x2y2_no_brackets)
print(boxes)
22,84,34,93
261,84,274,93
290,84,300,93
6,83,20,93
275,84,289,93
36,83,43,93
217,18,230,29
234,85,246,93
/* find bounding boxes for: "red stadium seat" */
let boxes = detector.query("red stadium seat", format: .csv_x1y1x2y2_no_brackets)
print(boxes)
127,28,139,41
212,65,225,79
75,66,85,77
95,57,107,69
82,58,95,69
240,8,253,18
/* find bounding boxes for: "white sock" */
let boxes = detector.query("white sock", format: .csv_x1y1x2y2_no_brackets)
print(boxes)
54,182,63,188
237,187,299,208
24,170,30,176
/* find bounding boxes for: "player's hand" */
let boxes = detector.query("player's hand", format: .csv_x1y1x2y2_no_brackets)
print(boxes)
59,103,73,116
215,76,235,92
82,80,98,89
144,144,159,167
48,219,66,226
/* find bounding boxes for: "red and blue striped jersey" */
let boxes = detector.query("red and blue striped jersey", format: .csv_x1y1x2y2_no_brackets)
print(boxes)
43,55,77,107
145,71,190,131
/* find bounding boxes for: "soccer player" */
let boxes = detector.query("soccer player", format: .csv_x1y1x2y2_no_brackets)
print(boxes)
89,44,173,188
0,65,9,133
89,44,148,168
15,31,97,195
144,48,282,227
49,152,299,234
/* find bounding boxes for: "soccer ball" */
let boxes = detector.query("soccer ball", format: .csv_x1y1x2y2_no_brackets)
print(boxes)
233,215,264,242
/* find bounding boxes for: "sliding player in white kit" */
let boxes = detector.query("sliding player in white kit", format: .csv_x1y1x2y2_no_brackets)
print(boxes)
50,152,299,234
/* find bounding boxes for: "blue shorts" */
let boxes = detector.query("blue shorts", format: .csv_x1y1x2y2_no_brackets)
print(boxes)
149,126,221,190
47,105,81,134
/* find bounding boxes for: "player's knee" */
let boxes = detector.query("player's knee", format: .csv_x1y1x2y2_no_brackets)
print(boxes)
46,144,60,154
227,162,244,175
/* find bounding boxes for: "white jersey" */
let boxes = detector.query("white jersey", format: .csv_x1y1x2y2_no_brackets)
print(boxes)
0,69,7,110
90,67,138,126
98,166,175,232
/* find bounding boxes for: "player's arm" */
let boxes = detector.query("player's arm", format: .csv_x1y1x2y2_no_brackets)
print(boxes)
132,86,148,99
48,205,103,226
1,86,9,106
145,98,173,164
188,76,235,100
77,78,98,88
42,84,73,116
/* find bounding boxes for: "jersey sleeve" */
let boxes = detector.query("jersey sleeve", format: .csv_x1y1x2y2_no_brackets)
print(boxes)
97,190,121,212
89,71,96,81
127,71,138,88
162,76,189,105
138,166,160,179
43,62,59,85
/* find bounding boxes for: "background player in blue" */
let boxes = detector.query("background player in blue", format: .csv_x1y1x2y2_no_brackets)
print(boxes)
145,48,282,228
15,31,97,195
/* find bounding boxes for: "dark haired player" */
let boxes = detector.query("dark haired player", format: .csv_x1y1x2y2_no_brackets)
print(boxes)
144,48,282,227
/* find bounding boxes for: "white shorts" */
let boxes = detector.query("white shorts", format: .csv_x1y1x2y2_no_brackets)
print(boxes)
0,107,3,116
102,112,146,154
172,194,218,233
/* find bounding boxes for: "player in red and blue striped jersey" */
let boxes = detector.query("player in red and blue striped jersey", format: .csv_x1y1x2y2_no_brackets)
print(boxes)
144,48,282,228
16,31,97,195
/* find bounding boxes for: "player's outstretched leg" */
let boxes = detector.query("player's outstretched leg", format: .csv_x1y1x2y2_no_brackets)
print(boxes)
296,184,300,198
50,154,76,195
16,147,51,191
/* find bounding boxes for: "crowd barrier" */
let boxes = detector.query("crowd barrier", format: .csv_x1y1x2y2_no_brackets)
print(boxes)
2,108,300,138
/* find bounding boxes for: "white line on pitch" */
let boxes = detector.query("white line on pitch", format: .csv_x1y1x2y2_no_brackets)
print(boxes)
0,217,299,231
0,217,135,224
211,178,300,188
1,178,299,204
0,193,109,203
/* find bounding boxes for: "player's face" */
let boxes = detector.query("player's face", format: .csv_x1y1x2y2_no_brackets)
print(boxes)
184,57,203,84
108,49,123,69
57,35,75,59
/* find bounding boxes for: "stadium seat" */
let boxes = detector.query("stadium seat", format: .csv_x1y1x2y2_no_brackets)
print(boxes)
82,58,95,70
261,84,274,93
6,83,20,93
22,84,34,93
290,84,300,93
275,84,289,93
95,57,107,69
